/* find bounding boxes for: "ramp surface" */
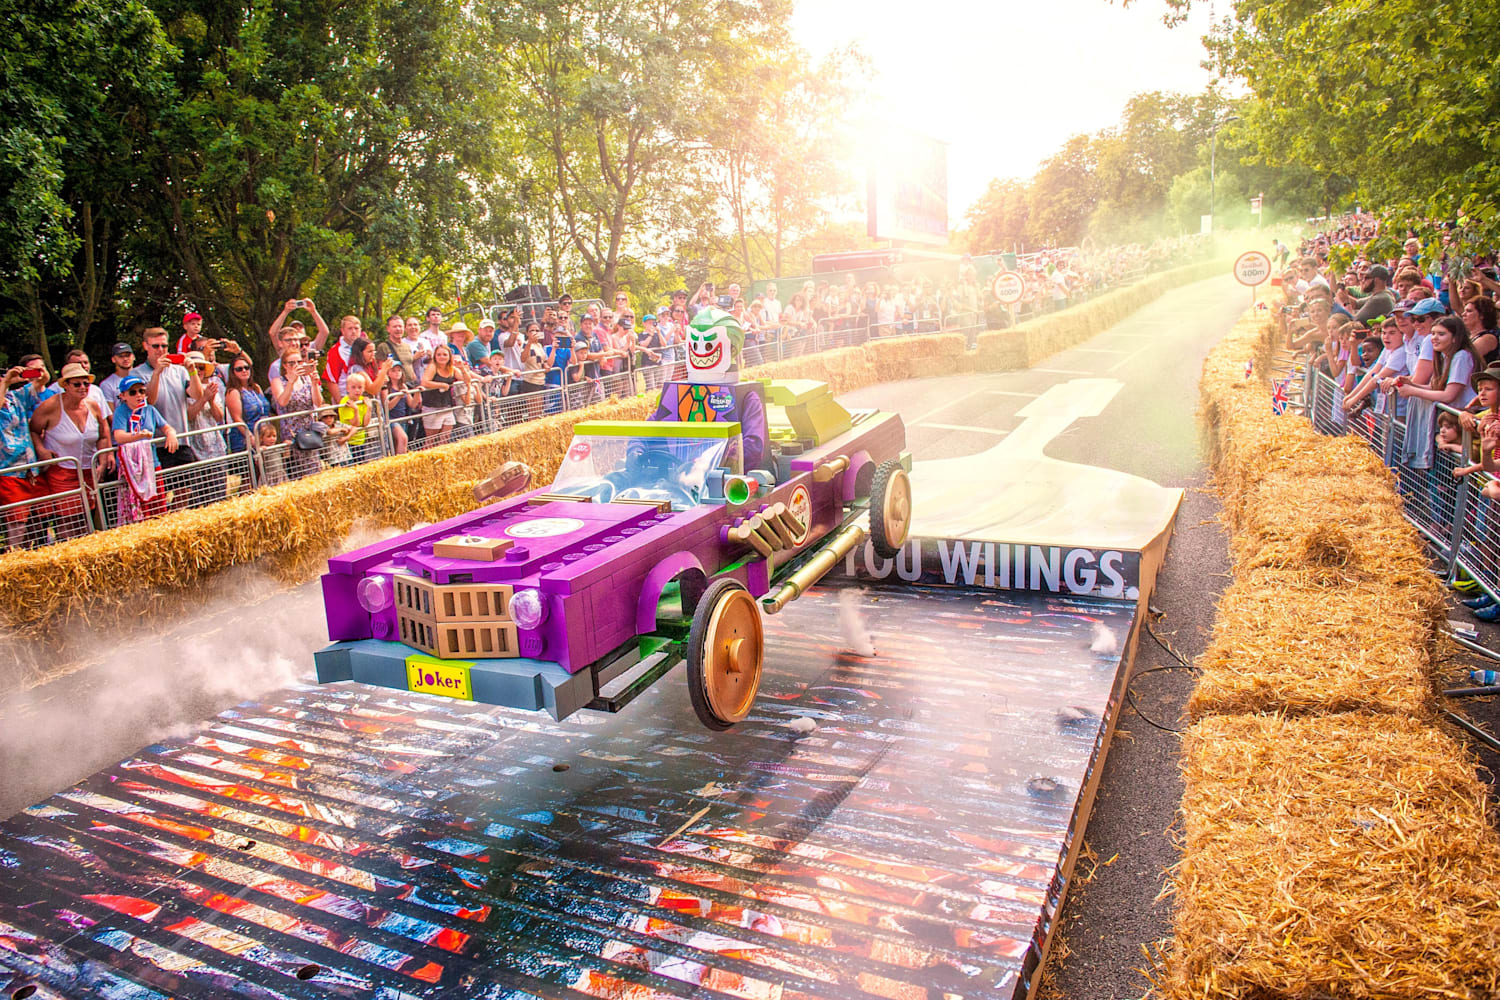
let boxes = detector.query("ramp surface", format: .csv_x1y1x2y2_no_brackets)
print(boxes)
0,584,1134,1000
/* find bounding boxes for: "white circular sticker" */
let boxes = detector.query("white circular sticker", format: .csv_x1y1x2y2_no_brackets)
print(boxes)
991,271,1026,305
505,517,586,539
787,484,812,546
1234,251,1272,287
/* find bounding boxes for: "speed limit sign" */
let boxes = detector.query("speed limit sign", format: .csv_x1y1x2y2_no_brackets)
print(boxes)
991,271,1026,305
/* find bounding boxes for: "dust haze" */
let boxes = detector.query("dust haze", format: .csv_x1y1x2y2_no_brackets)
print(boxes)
0,521,401,816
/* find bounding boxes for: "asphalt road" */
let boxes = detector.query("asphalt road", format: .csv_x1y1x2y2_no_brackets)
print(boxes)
0,273,1251,998
843,275,1245,999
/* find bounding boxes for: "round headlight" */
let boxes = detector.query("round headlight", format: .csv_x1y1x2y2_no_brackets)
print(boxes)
356,573,393,614
511,587,547,630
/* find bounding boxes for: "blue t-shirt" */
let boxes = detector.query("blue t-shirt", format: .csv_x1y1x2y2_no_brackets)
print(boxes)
113,400,166,438
545,345,571,386
466,340,492,367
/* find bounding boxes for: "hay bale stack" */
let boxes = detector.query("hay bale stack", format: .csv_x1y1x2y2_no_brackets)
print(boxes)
1188,567,1437,720
864,333,967,383
1157,712,1500,1000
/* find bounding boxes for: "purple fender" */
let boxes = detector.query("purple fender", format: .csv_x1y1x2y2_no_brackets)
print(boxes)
636,552,708,635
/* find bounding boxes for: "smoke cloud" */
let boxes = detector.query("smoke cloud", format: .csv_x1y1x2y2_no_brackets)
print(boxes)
0,521,400,816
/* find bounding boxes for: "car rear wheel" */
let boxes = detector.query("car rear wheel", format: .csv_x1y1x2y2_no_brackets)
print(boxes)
686,578,764,730
869,460,912,560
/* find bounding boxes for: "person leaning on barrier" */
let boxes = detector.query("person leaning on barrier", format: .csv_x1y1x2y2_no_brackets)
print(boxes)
1343,319,1410,415
29,363,109,540
337,373,377,464
135,328,196,500
110,374,178,525
224,356,270,454
377,363,421,454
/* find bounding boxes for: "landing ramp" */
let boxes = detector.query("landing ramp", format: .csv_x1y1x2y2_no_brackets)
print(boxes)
0,583,1134,1000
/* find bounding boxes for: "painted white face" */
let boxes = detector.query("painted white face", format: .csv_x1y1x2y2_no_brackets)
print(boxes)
687,324,733,382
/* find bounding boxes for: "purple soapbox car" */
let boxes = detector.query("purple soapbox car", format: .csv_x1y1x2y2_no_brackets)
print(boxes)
316,323,911,728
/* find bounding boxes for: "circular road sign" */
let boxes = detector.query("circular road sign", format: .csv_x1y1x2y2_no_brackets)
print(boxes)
991,271,1027,305
1234,250,1273,287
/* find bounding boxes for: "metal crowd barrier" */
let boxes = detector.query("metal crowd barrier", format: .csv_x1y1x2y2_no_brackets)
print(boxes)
92,423,255,528
1301,357,1496,595
0,456,92,550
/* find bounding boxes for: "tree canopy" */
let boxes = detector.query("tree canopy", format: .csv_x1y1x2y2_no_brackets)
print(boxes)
0,0,860,366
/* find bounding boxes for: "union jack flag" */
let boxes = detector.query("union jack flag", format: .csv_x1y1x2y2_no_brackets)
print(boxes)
1244,359,1254,380
1271,377,1291,415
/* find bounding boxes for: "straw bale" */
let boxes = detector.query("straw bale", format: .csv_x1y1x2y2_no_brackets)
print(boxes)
1188,567,1437,720
1158,712,1500,1000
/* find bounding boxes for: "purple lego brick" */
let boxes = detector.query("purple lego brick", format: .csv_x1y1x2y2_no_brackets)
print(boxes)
326,490,546,577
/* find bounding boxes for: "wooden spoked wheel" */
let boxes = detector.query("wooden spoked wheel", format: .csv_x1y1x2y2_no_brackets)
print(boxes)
686,578,764,730
870,461,912,560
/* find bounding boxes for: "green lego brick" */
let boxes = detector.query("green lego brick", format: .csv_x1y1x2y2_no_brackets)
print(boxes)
573,420,741,440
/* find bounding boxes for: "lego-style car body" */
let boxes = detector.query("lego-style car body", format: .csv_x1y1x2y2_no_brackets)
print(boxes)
316,309,910,725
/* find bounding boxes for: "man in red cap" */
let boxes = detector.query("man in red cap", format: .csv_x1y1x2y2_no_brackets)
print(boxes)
175,312,204,353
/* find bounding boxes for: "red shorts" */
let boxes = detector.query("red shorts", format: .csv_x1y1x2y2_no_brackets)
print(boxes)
0,474,40,524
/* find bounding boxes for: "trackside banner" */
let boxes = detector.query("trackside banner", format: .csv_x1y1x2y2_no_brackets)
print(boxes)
841,537,1141,600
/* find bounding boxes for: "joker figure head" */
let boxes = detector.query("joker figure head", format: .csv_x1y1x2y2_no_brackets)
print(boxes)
686,307,743,384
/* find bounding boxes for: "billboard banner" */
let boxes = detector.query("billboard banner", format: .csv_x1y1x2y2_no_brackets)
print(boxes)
867,132,949,245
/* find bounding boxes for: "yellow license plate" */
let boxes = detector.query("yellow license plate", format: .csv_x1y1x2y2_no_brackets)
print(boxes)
405,654,474,700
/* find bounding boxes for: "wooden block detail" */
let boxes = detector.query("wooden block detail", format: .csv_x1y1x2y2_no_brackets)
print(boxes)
396,610,520,659
394,574,512,622
473,461,532,503
433,534,514,562
528,493,592,505
608,497,673,514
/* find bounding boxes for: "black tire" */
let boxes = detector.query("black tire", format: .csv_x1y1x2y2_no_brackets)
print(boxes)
869,460,912,560
686,578,763,730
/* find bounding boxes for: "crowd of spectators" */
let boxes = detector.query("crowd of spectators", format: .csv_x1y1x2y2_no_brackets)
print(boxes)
0,236,1207,551
1279,214,1500,619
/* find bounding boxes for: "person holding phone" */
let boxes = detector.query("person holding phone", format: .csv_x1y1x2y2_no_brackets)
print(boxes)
267,298,330,381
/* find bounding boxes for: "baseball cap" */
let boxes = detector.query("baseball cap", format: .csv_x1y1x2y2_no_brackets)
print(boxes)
110,342,134,357
183,312,203,324
642,314,656,322
478,318,496,329
118,374,147,393
288,319,305,329
1410,299,1445,318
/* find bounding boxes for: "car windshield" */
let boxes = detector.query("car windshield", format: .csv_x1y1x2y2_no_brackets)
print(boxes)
551,434,734,510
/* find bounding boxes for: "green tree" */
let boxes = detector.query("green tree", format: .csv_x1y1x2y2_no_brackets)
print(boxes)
0,0,173,366
488,0,790,301
145,0,501,365
1026,134,1099,246
966,178,1032,253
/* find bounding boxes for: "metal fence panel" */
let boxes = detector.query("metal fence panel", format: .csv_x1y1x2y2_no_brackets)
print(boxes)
92,423,255,529
0,456,93,550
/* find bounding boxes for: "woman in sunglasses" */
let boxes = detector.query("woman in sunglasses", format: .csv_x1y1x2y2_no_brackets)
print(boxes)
28,362,110,539
224,357,270,453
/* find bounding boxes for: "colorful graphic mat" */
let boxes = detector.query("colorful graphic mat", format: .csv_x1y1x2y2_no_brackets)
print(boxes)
0,584,1134,1000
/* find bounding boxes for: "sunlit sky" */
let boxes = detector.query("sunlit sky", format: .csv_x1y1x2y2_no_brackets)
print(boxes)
792,0,1217,225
